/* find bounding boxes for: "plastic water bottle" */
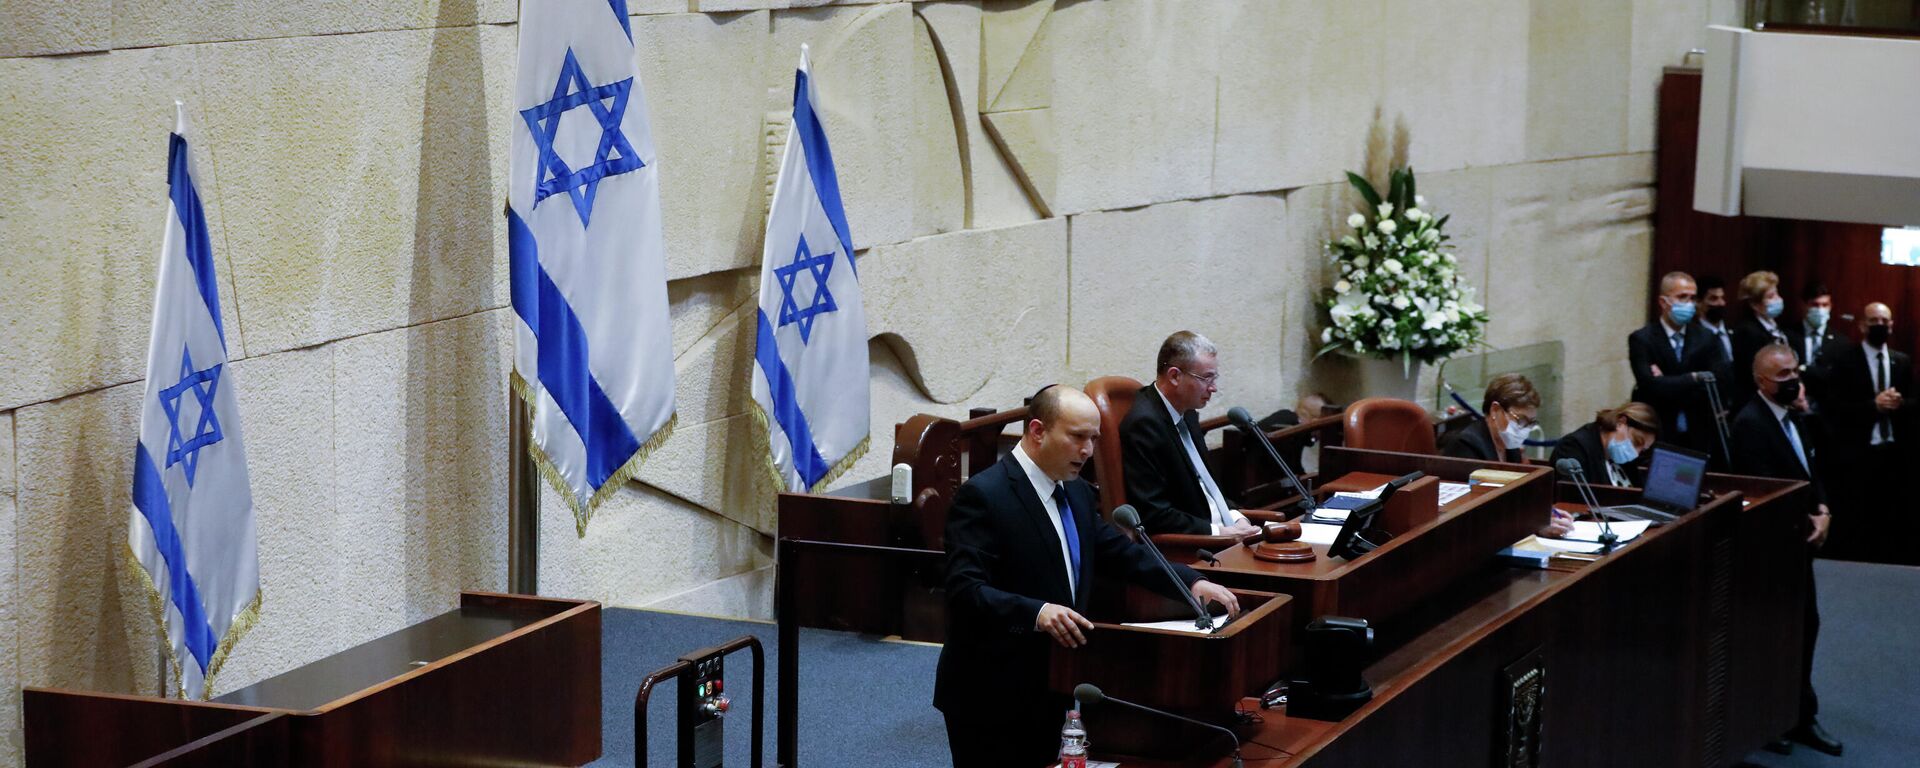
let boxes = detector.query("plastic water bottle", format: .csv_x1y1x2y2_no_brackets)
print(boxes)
1058,708,1088,768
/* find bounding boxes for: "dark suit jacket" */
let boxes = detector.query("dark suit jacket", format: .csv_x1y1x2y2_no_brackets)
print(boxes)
1548,423,1625,486
1812,339,1914,460
1628,319,1731,443
1439,418,1521,463
934,452,1201,714
1121,384,1220,535
1728,397,1828,506
1732,316,1803,407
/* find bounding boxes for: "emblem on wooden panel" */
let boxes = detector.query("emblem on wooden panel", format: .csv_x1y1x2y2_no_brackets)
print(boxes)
1497,647,1546,768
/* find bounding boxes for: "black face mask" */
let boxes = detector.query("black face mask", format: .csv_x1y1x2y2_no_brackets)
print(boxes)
1868,325,1892,346
1770,378,1802,407
1704,304,1726,324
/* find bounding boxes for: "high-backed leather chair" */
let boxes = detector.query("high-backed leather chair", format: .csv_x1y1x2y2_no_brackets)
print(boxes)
1084,375,1143,515
1342,397,1437,454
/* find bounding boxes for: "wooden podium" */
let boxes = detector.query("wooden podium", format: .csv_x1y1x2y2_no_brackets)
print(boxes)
23,592,601,767
1194,448,1551,637
1049,587,1291,761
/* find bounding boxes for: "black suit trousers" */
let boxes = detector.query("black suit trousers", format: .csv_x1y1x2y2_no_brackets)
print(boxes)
943,693,1068,768
1801,552,1821,725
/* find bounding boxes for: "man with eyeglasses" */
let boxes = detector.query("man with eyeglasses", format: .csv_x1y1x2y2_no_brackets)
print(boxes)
1119,331,1262,537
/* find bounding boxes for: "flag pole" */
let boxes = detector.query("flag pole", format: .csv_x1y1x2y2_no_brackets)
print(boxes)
507,391,539,595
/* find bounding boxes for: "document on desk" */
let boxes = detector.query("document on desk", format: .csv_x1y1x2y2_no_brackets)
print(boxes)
1564,519,1651,543
1437,481,1472,506
1298,522,1342,545
1122,614,1230,634
1309,484,1385,523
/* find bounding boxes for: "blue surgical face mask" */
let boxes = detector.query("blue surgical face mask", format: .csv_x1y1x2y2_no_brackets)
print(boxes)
1606,437,1639,465
1765,297,1785,318
1669,300,1696,325
1806,306,1830,327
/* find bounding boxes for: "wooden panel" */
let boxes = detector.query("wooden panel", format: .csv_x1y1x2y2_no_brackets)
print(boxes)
131,714,293,768
23,689,279,767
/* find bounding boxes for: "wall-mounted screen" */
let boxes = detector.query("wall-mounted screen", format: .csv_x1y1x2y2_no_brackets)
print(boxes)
1883,227,1920,267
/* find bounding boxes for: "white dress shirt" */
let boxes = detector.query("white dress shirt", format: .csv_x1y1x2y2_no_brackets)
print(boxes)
1865,341,1895,445
1010,443,1077,597
1155,382,1246,534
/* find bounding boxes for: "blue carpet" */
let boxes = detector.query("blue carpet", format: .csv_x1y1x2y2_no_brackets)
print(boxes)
593,608,947,767
1743,559,1920,767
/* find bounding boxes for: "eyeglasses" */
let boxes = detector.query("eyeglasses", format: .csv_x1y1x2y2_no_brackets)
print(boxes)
1181,370,1220,387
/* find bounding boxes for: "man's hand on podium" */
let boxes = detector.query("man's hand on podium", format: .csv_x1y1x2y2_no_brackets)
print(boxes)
1037,603,1094,647
1191,580,1240,619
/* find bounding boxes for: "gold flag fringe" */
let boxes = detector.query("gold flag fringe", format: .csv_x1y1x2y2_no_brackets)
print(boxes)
511,371,678,537
747,400,872,495
122,544,264,700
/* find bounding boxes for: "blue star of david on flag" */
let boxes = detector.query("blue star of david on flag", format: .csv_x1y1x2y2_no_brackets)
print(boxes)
520,48,645,228
774,235,839,344
158,347,225,486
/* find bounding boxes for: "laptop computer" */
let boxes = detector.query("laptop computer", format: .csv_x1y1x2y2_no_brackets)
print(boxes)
1602,443,1708,522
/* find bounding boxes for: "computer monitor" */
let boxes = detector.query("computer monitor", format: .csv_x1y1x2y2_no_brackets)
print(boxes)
1641,444,1708,512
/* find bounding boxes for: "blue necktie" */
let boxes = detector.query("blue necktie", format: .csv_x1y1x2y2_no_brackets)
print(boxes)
1052,485,1082,592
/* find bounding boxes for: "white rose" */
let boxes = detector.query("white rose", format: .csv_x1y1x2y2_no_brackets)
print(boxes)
1334,279,1352,294
1377,202,1394,218
1449,289,1461,300
1353,340,1366,353
1383,258,1404,275
1354,255,1371,268
1377,219,1398,235
1406,207,1425,221
1446,308,1461,324
1347,213,1366,229
1321,327,1335,343
1363,234,1379,250
1424,230,1440,243
1340,235,1359,248
1392,295,1411,310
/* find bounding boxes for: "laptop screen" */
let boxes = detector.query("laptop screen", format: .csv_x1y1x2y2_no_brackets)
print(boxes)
1642,445,1707,511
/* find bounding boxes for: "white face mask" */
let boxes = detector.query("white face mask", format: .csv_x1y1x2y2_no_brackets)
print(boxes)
1498,417,1534,450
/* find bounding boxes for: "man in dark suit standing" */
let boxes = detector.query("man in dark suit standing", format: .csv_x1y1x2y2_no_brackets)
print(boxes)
1120,331,1261,537
1812,302,1913,563
936,385,1241,768
1729,344,1841,758
1628,271,1731,461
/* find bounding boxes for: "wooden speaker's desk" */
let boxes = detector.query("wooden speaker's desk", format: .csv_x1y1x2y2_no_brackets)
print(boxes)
1192,449,1550,637
23,592,601,767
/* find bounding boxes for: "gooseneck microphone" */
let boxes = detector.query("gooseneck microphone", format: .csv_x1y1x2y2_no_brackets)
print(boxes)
1227,406,1319,514
1553,458,1616,551
1074,684,1243,768
1113,505,1214,631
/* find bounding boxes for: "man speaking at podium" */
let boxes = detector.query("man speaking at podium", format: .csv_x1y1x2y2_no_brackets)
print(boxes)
935,385,1241,767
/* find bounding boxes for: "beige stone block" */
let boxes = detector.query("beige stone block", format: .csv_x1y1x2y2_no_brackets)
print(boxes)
863,220,1068,404
635,11,778,281
1485,155,1655,427
1628,0,1713,153
635,412,780,533
917,1,1044,228
203,345,343,695
1047,0,1217,215
536,481,771,608
668,269,757,359
696,0,910,13
0,46,243,411
980,0,1054,110
980,109,1057,217
1213,0,1385,195
670,293,757,430
1382,0,1529,172
767,4,922,250
331,311,512,627
1,409,17,764
1068,195,1292,420
0,0,109,56
111,0,518,50
641,565,775,621
12,381,154,697
200,25,515,356
1524,0,1633,160
911,16,968,238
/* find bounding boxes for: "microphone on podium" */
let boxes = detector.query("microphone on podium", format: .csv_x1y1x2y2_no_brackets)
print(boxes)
1553,458,1616,551
1113,505,1215,631
1227,406,1319,515
1073,684,1243,768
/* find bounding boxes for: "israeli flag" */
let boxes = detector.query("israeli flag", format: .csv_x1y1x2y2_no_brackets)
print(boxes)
752,46,871,493
508,0,676,533
128,103,260,700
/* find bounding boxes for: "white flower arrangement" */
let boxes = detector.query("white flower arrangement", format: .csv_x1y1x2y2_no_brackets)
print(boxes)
1318,168,1487,369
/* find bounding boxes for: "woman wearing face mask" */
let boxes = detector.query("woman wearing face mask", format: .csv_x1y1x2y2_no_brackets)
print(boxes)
1549,402,1661,488
1441,373,1539,464
1732,271,1805,407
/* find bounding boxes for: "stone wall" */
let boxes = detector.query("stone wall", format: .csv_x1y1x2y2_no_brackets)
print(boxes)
0,0,1737,758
